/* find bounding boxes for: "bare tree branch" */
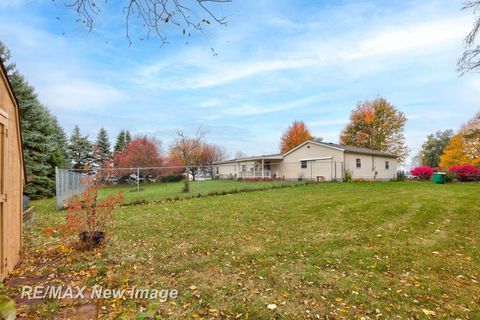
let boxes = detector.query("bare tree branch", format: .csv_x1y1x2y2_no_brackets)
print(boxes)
459,1,480,74
62,0,230,46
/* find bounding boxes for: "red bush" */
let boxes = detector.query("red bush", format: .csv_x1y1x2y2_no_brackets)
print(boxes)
410,166,434,180
62,176,123,244
448,165,480,182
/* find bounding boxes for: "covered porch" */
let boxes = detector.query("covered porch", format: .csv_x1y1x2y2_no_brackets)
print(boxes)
237,154,283,179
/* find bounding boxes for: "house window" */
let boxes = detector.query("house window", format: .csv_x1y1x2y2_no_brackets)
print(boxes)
385,161,390,170
356,158,361,168
301,160,307,169
242,165,246,172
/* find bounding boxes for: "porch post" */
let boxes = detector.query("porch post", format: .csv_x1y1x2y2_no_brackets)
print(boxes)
253,161,256,178
261,159,264,179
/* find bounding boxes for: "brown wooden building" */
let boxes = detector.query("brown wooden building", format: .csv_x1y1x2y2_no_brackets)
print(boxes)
0,58,25,281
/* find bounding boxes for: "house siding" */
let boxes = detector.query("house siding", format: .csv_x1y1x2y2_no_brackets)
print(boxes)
215,141,397,182
277,142,344,181
344,153,397,181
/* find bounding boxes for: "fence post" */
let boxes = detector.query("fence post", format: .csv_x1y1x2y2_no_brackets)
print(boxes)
55,167,59,210
137,167,140,193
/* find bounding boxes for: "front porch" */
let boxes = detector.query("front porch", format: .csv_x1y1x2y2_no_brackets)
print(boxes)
237,156,283,179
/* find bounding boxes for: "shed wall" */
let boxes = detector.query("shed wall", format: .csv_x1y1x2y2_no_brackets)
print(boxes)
0,66,24,281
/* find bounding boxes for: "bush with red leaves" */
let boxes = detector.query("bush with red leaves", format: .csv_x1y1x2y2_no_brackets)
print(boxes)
410,166,434,180
448,165,480,182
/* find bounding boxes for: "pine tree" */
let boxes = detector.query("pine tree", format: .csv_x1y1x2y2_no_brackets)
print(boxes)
94,128,112,166
1,41,68,198
114,130,127,152
125,130,132,146
68,126,94,170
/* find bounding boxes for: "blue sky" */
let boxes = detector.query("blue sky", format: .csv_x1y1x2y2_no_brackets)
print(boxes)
0,0,479,164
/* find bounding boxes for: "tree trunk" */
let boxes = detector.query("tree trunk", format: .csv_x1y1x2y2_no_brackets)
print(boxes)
184,166,190,193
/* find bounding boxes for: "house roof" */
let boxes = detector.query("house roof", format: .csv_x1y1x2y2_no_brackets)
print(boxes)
283,140,397,158
217,140,398,164
215,153,283,164
319,142,398,158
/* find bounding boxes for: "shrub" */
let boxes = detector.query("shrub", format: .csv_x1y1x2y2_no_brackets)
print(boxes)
410,166,434,180
448,165,480,182
343,169,353,182
62,176,123,246
396,170,406,181
238,178,284,182
352,178,374,183
160,174,184,183
445,171,456,182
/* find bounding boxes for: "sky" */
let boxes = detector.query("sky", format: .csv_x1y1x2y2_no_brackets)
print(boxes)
0,0,479,164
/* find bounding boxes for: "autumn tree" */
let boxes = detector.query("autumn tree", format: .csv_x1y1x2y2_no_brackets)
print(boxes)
440,112,480,167
419,130,453,167
462,112,480,164
439,134,470,168
340,97,408,162
201,143,227,178
114,136,163,168
280,121,313,153
170,130,205,192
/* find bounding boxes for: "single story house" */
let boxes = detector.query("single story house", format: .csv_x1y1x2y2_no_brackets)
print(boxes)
0,58,25,281
215,140,397,181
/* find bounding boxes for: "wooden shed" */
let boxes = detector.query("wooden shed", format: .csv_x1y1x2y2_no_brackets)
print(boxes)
0,58,25,281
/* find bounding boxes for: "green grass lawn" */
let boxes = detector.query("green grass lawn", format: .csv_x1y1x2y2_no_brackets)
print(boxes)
100,179,306,204
5,182,480,319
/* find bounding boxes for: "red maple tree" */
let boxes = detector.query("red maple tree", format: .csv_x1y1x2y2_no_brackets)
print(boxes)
114,136,163,168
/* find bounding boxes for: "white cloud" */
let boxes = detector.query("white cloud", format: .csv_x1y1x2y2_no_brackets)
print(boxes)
137,15,470,90
343,17,470,60
39,80,127,110
226,95,325,117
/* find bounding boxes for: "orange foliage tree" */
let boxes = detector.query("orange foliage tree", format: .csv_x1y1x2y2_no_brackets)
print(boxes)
280,121,313,153
439,112,480,167
340,97,408,162
439,134,470,168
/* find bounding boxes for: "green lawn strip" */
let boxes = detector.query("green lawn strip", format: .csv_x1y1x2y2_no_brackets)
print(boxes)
13,182,480,318
99,179,307,205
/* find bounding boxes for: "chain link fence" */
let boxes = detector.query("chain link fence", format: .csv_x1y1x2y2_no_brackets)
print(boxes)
55,162,338,210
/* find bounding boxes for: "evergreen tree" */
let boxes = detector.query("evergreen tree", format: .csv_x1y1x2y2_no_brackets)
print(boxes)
1,41,68,198
94,127,112,166
68,125,94,170
125,130,132,146
114,130,127,152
